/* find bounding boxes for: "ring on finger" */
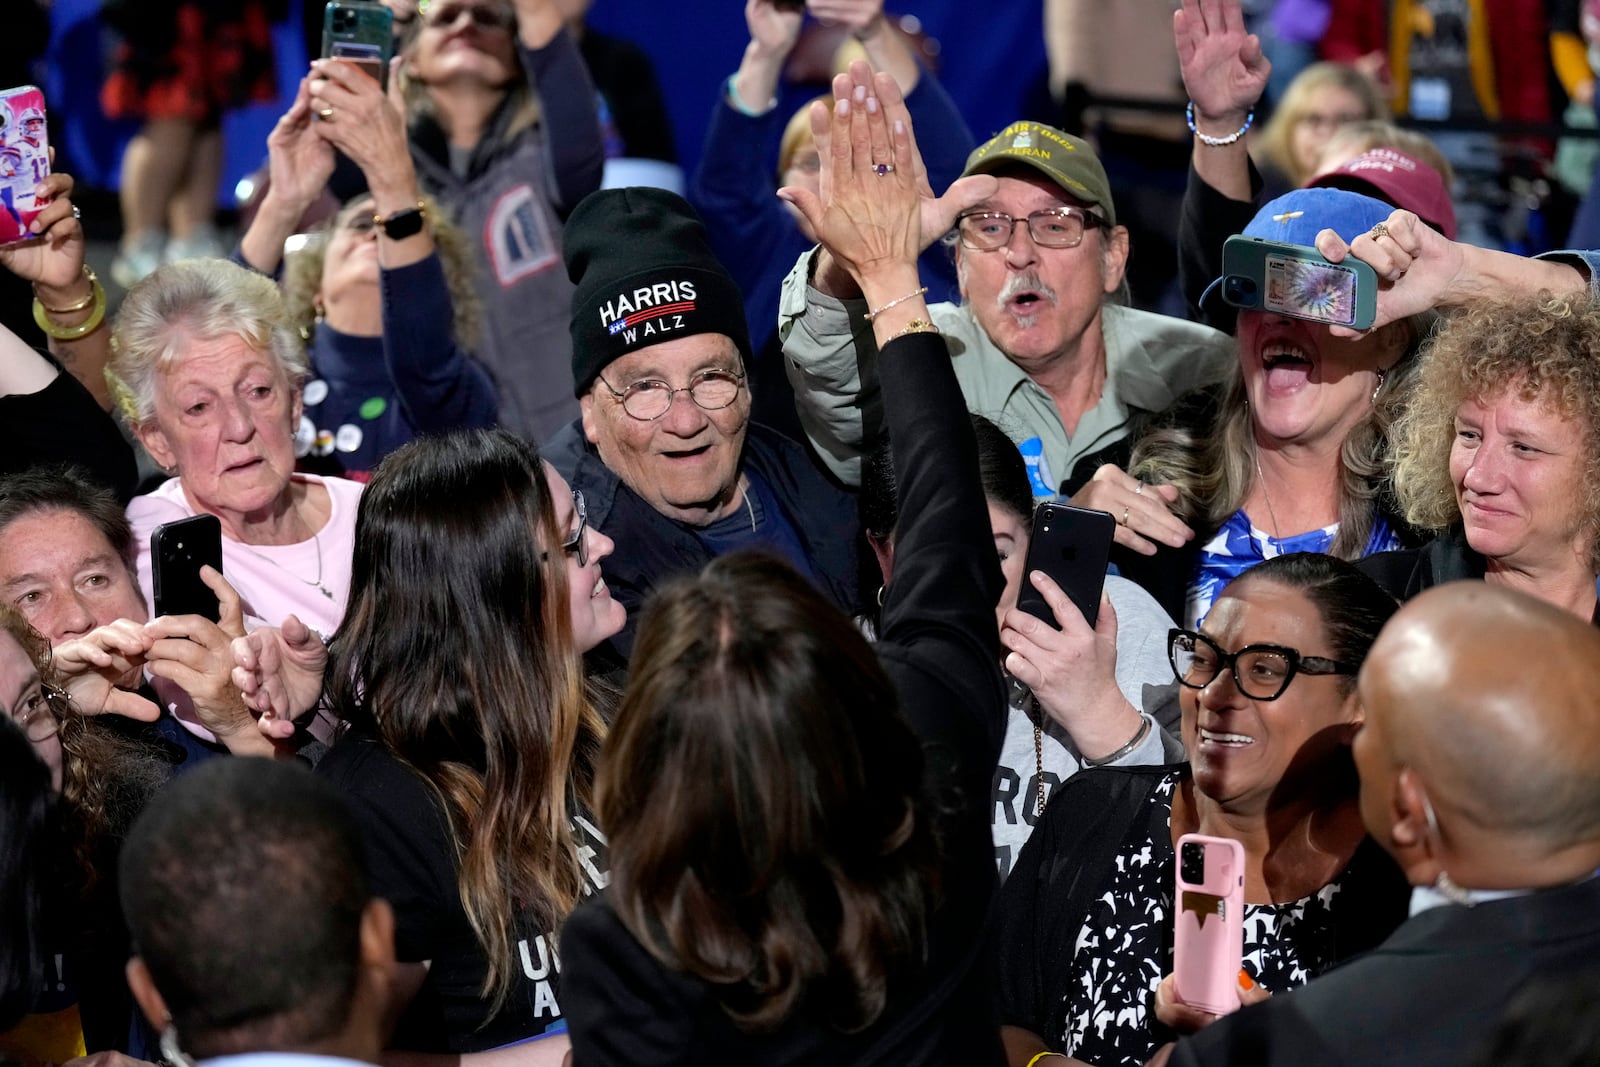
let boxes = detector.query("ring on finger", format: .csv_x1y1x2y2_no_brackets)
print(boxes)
71,205,81,221
1121,506,1130,526
1369,221,1389,240
1134,482,1144,496
317,107,336,121
873,162,895,176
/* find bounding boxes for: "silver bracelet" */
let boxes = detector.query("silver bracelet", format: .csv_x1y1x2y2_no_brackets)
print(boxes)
1081,715,1153,768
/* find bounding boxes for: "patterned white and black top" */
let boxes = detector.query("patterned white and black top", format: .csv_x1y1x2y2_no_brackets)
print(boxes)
1059,772,1377,1067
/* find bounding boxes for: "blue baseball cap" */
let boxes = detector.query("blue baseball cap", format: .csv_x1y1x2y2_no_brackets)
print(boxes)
1200,187,1397,312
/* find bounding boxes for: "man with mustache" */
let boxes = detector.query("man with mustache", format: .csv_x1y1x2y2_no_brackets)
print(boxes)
779,118,1233,528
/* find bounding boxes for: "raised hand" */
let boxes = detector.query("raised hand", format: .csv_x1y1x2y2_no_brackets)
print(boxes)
746,0,804,59
1069,463,1194,556
231,614,329,740
1315,208,1462,336
265,78,338,217
1174,0,1271,127
309,57,414,186
0,169,85,290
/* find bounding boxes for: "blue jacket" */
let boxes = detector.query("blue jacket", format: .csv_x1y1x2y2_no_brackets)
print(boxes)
543,419,859,659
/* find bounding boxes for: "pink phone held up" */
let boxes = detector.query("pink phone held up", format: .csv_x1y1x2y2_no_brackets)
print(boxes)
0,86,49,247
1173,832,1247,1016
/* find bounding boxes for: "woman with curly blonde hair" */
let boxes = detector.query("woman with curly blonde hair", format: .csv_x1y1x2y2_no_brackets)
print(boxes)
1362,293,1600,621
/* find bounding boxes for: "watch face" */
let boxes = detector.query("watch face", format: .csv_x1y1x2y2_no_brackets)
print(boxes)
379,206,425,240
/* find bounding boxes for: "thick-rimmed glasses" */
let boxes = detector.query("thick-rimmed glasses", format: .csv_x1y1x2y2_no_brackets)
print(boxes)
10,681,66,743
955,207,1105,251
560,490,588,567
1167,628,1356,702
596,369,745,422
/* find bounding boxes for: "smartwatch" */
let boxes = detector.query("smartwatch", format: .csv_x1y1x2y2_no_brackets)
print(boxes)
374,202,427,240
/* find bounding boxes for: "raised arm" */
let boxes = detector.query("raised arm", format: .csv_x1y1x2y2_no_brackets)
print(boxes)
238,77,337,277
516,0,604,215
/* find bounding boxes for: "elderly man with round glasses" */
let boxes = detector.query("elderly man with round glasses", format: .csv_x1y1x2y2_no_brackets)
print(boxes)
544,187,858,660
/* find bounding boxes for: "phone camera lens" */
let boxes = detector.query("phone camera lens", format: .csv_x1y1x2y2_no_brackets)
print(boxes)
1181,842,1205,883
1222,276,1258,306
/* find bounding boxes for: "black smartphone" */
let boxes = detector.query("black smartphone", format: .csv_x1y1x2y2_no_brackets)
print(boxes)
322,1,395,87
151,515,223,622
1016,501,1115,629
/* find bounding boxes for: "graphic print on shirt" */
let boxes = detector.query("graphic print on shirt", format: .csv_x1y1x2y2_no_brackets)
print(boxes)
485,184,559,286
512,812,611,1032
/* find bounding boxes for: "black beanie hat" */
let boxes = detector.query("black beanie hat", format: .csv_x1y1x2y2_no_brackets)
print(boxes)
565,187,751,399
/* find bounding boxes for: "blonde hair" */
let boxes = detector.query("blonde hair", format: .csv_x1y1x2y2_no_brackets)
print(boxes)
1132,318,1418,560
1391,293,1600,571
1255,62,1387,187
106,259,308,428
1314,119,1455,188
282,193,483,351
398,2,542,148
776,96,828,181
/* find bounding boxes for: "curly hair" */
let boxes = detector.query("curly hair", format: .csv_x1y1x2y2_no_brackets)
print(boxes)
1390,292,1600,572
282,193,482,352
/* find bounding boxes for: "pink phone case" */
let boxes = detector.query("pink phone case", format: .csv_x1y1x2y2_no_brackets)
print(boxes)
1173,832,1246,1016
0,86,48,247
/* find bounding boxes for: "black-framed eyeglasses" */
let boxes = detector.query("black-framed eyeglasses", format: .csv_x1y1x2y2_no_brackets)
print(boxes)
596,368,745,422
560,489,588,567
955,207,1105,251
9,681,67,743
419,1,514,30
1167,628,1356,702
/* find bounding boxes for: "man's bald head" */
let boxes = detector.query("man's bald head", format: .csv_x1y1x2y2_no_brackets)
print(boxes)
1358,581,1600,854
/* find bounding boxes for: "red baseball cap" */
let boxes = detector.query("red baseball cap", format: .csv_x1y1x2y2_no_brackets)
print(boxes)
1307,148,1457,240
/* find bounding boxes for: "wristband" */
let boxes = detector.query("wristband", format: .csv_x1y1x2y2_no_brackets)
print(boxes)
32,271,108,341
1081,715,1153,768
726,74,776,118
1186,102,1254,147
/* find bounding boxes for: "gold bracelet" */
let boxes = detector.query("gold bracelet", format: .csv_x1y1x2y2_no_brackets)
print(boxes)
33,274,108,341
889,317,939,339
1024,1053,1068,1067
863,286,928,322
32,264,98,315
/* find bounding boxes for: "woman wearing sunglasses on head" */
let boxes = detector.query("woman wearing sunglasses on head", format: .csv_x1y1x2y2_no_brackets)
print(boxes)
232,428,621,1063
995,552,1411,1067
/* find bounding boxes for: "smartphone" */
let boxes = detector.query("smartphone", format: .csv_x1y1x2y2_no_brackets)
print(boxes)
0,86,49,247
1173,833,1246,1016
1016,502,1115,629
1220,235,1378,331
322,1,396,87
152,515,224,623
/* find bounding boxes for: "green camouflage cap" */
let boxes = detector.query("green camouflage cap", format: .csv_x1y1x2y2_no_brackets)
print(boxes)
962,121,1116,228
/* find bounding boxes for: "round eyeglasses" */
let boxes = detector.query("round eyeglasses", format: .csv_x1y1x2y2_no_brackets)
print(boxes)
1167,628,1356,702
955,207,1105,251
596,368,745,422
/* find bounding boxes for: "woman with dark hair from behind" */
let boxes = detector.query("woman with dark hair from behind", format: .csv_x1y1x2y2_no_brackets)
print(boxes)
0,714,55,1055
235,427,620,1061
559,61,1008,1062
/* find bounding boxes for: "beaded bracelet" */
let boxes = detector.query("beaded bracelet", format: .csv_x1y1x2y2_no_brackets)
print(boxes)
726,74,776,118
864,286,928,322
32,270,108,341
1185,101,1254,147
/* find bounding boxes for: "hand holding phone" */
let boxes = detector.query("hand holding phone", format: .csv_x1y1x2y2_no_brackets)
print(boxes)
1016,502,1115,630
322,1,395,87
0,85,50,247
152,515,224,623
1173,833,1246,1016
1220,235,1378,331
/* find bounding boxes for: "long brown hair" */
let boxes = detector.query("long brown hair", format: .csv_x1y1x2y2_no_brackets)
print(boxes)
599,553,942,1033
324,430,604,1012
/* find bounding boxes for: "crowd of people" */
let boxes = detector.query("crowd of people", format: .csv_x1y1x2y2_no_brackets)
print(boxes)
5,0,1600,1064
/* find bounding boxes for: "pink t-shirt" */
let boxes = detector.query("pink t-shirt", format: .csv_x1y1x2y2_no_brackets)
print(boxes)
127,475,363,741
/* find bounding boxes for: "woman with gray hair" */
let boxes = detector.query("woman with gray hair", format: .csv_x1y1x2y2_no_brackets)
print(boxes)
110,258,363,645
1362,292,1600,622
